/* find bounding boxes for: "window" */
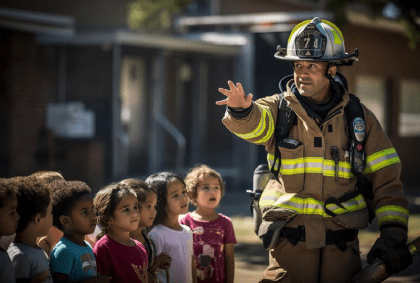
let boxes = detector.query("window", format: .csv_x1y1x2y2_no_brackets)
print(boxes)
399,80,420,137
355,76,387,131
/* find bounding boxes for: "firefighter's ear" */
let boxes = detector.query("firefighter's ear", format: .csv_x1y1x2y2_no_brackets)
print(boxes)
329,65,337,77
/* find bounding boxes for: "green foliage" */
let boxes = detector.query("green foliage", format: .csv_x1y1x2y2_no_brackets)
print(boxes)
327,0,420,49
128,0,192,33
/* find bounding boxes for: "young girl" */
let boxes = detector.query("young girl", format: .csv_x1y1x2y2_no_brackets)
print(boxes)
180,164,237,283
146,172,197,283
93,183,148,283
119,179,171,283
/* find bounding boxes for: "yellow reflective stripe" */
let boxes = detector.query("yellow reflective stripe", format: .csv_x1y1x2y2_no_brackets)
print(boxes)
408,243,417,255
364,148,400,174
259,189,367,217
255,107,275,143
376,205,409,227
321,19,344,44
267,154,353,178
288,20,311,43
233,104,267,140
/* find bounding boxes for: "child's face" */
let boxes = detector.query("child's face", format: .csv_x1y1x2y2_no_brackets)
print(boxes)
138,192,157,229
165,179,189,216
195,175,222,209
37,201,53,237
109,194,140,233
67,194,97,235
0,193,19,237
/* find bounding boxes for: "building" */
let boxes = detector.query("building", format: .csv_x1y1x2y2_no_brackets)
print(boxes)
1,0,420,190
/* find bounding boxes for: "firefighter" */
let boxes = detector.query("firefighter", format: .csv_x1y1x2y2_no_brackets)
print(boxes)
217,17,412,283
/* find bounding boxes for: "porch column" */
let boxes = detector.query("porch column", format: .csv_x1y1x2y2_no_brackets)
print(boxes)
148,50,167,174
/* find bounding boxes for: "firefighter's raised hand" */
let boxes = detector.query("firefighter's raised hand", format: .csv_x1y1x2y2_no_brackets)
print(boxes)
217,80,253,109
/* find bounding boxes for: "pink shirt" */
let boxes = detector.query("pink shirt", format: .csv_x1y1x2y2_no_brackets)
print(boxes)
93,235,148,283
180,213,237,283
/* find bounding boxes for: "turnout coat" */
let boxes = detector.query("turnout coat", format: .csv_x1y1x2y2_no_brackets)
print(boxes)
222,79,409,250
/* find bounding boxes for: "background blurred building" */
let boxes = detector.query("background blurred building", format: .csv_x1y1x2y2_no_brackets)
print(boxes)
1,0,420,192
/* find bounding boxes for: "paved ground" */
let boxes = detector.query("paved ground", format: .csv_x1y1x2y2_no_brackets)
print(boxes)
217,187,420,283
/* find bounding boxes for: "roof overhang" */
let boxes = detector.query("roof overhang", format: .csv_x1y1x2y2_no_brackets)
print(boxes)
0,7,74,36
175,11,334,33
37,29,241,56
175,9,416,36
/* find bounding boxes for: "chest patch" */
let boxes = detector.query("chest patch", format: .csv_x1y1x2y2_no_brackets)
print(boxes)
314,137,322,148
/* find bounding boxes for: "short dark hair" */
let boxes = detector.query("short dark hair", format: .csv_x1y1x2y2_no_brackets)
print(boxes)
15,176,51,233
51,180,91,231
0,178,18,209
30,171,64,184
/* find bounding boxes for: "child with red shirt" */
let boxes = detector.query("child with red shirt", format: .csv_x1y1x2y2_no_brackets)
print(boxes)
93,183,148,283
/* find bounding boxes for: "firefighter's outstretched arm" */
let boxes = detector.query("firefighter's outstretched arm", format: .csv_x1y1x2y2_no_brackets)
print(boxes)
216,80,253,108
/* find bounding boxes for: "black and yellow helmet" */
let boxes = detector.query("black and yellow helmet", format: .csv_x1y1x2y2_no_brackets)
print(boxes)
275,17,358,66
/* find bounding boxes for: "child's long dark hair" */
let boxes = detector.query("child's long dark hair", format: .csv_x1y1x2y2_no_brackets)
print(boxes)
145,172,185,226
93,182,137,240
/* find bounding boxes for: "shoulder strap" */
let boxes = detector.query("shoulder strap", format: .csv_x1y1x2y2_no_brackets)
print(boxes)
270,93,297,179
324,93,374,217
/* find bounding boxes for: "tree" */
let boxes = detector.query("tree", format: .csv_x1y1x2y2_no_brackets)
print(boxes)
328,0,420,48
128,0,192,33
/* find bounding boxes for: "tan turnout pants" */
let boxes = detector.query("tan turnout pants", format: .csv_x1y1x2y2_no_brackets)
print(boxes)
260,237,362,283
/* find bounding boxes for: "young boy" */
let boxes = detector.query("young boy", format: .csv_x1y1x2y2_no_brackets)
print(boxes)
7,176,53,283
0,179,20,283
49,180,110,283
31,171,66,257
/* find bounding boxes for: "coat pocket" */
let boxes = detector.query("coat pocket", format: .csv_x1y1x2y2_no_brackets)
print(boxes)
279,143,305,193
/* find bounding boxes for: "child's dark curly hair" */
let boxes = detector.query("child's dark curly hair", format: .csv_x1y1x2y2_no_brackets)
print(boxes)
145,172,185,226
15,176,51,234
50,180,91,231
184,164,225,205
0,178,18,209
93,183,137,240
119,179,156,209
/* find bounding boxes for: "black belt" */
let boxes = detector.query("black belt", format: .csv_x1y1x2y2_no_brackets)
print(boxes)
280,226,358,251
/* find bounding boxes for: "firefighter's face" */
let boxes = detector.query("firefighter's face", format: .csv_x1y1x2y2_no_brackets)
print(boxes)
293,61,336,104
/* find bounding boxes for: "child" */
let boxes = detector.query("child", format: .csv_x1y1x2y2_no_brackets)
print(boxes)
120,179,172,283
146,172,197,283
0,179,20,283
93,183,148,283
49,180,110,283
180,164,237,283
7,175,53,283
31,171,66,257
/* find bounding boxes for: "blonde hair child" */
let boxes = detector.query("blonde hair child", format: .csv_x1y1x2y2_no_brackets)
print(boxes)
180,164,237,283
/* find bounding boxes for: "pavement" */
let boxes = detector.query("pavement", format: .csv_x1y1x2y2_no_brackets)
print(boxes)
216,187,420,283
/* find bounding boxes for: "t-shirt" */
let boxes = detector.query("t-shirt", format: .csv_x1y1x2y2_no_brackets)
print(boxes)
0,247,15,283
148,224,194,283
7,242,53,283
180,213,237,283
50,237,97,282
93,234,148,283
